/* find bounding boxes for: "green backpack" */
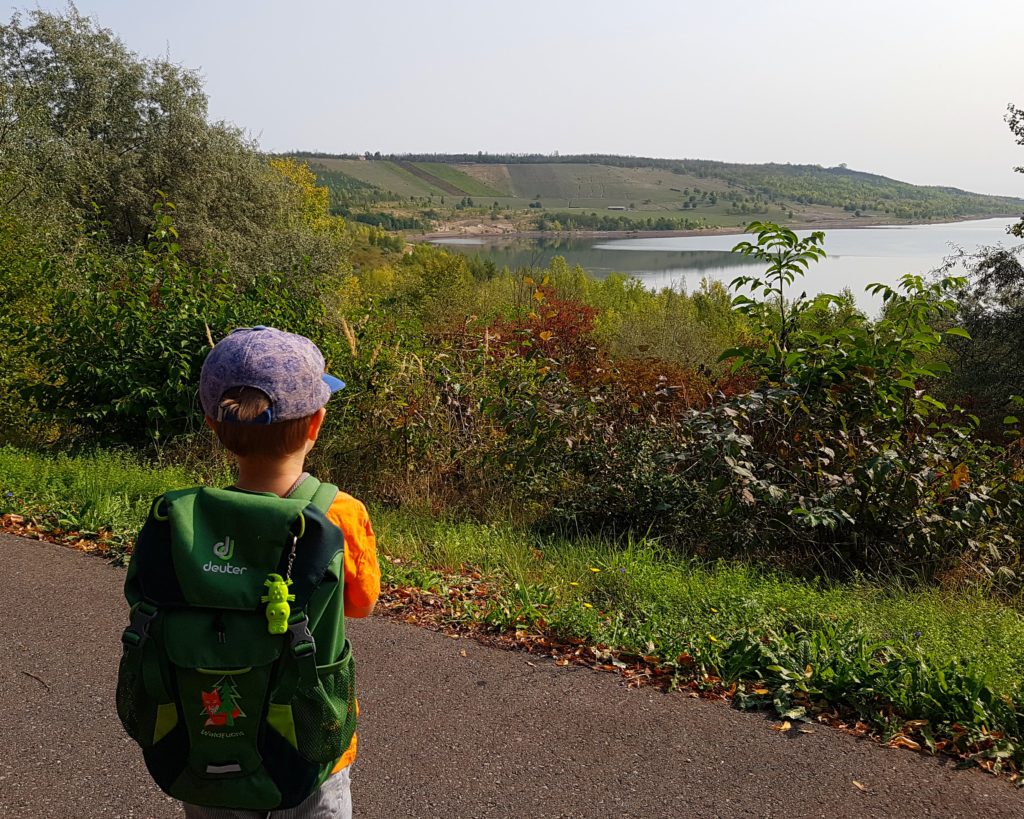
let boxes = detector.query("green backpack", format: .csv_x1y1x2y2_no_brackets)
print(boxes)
116,476,356,811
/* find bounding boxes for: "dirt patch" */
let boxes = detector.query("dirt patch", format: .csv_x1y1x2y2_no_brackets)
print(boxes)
460,163,515,196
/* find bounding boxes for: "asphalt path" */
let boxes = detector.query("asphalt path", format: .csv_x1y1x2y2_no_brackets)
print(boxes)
2,533,1022,818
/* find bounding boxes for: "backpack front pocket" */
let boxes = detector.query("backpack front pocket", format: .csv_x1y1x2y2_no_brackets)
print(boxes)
290,641,357,765
116,639,179,748
116,645,148,744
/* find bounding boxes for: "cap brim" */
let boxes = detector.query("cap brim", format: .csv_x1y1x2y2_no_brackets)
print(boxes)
322,373,346,393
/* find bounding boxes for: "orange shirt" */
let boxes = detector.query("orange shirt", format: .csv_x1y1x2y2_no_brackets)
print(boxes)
325,492,380,773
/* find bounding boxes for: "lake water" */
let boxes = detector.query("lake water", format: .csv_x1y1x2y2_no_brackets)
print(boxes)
432,218,1020,314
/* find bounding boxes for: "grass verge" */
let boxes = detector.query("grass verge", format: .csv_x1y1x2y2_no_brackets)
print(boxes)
3,446,1024,775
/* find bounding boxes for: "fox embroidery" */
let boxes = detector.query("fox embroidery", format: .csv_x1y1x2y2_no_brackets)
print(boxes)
202,685,243,727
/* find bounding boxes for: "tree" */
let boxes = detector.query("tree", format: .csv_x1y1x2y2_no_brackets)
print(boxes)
940,106,1024,430
0,7,345,278
1007,104,1024,238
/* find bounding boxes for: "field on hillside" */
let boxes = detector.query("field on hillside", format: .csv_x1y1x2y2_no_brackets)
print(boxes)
310,158,446,198
300,155,1024,233
501,163,732,205
307,158,759,210
414,163,506,198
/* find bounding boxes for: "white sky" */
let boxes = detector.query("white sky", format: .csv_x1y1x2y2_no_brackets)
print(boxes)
9,0,1024,196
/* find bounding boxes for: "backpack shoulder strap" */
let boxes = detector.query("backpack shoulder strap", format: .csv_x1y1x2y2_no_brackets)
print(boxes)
276,476,342,607
288,474,339,515
127,492,189,606
310,482,339,514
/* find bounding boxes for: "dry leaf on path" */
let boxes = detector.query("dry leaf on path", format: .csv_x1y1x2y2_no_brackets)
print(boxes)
889,735,921,751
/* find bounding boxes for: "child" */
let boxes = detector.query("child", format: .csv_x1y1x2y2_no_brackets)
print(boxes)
118,326,379,819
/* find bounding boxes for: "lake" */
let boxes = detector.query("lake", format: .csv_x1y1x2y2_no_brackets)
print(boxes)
431,218,1020,314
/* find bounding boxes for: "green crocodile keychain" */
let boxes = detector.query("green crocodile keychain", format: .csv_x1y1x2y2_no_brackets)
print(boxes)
261,573,296,634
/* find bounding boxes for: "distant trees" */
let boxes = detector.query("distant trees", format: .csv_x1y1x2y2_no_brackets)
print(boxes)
535,212,707,231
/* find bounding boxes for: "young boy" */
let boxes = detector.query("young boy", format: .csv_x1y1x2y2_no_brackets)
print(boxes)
122,326,379,819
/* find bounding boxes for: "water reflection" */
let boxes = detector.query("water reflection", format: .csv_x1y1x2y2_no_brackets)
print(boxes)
430,237,762,277
431,218,1019,314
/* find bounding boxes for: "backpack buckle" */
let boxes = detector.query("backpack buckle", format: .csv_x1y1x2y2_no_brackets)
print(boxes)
286,612,318,687
286,612,316,657
123,601,159,648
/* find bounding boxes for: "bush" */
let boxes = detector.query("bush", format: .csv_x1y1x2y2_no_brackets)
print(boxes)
536,224,1024,584
22,203,335,446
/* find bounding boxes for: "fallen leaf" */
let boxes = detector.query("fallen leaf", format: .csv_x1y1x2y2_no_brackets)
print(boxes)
459,649,467,657
771,721,791,732
753,688,770,695
853,780,866,791
889,735,921,751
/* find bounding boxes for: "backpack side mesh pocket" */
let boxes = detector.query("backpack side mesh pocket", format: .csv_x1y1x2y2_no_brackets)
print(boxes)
291,641,357,764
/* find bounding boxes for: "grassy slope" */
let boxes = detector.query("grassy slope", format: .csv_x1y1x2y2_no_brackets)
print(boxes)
311,158,447,198
299,155,1023,226
499,163,728,204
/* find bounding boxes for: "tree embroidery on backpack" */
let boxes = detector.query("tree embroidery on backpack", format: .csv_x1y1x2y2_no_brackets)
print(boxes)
201,678,246,727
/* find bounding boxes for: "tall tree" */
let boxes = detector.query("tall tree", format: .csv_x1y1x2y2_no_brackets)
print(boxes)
0,6,347,278
943,104,1024,427
1007,103,1024,238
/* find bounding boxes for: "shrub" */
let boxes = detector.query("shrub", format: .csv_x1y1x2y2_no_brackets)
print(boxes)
541,224,1024,584
23,202,334,446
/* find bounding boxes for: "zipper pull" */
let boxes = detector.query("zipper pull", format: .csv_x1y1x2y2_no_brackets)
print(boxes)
213,612,226,644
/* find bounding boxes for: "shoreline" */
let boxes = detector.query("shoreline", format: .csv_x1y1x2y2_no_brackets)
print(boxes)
408,214,1018,244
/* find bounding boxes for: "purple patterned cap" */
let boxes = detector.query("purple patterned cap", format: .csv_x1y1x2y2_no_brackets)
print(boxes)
200,326,345,423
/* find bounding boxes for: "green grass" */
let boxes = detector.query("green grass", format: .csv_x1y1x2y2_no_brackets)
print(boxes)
0,446,230,556
376,510,1024,692
5,445,1024,768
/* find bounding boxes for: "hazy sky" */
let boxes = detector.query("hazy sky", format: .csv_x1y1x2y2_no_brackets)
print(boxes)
8,0,1024,196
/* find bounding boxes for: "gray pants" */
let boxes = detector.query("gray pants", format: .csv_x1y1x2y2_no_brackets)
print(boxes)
182,766,352,819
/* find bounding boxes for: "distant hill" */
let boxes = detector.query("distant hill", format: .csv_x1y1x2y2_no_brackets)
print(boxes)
287,152,1024,230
